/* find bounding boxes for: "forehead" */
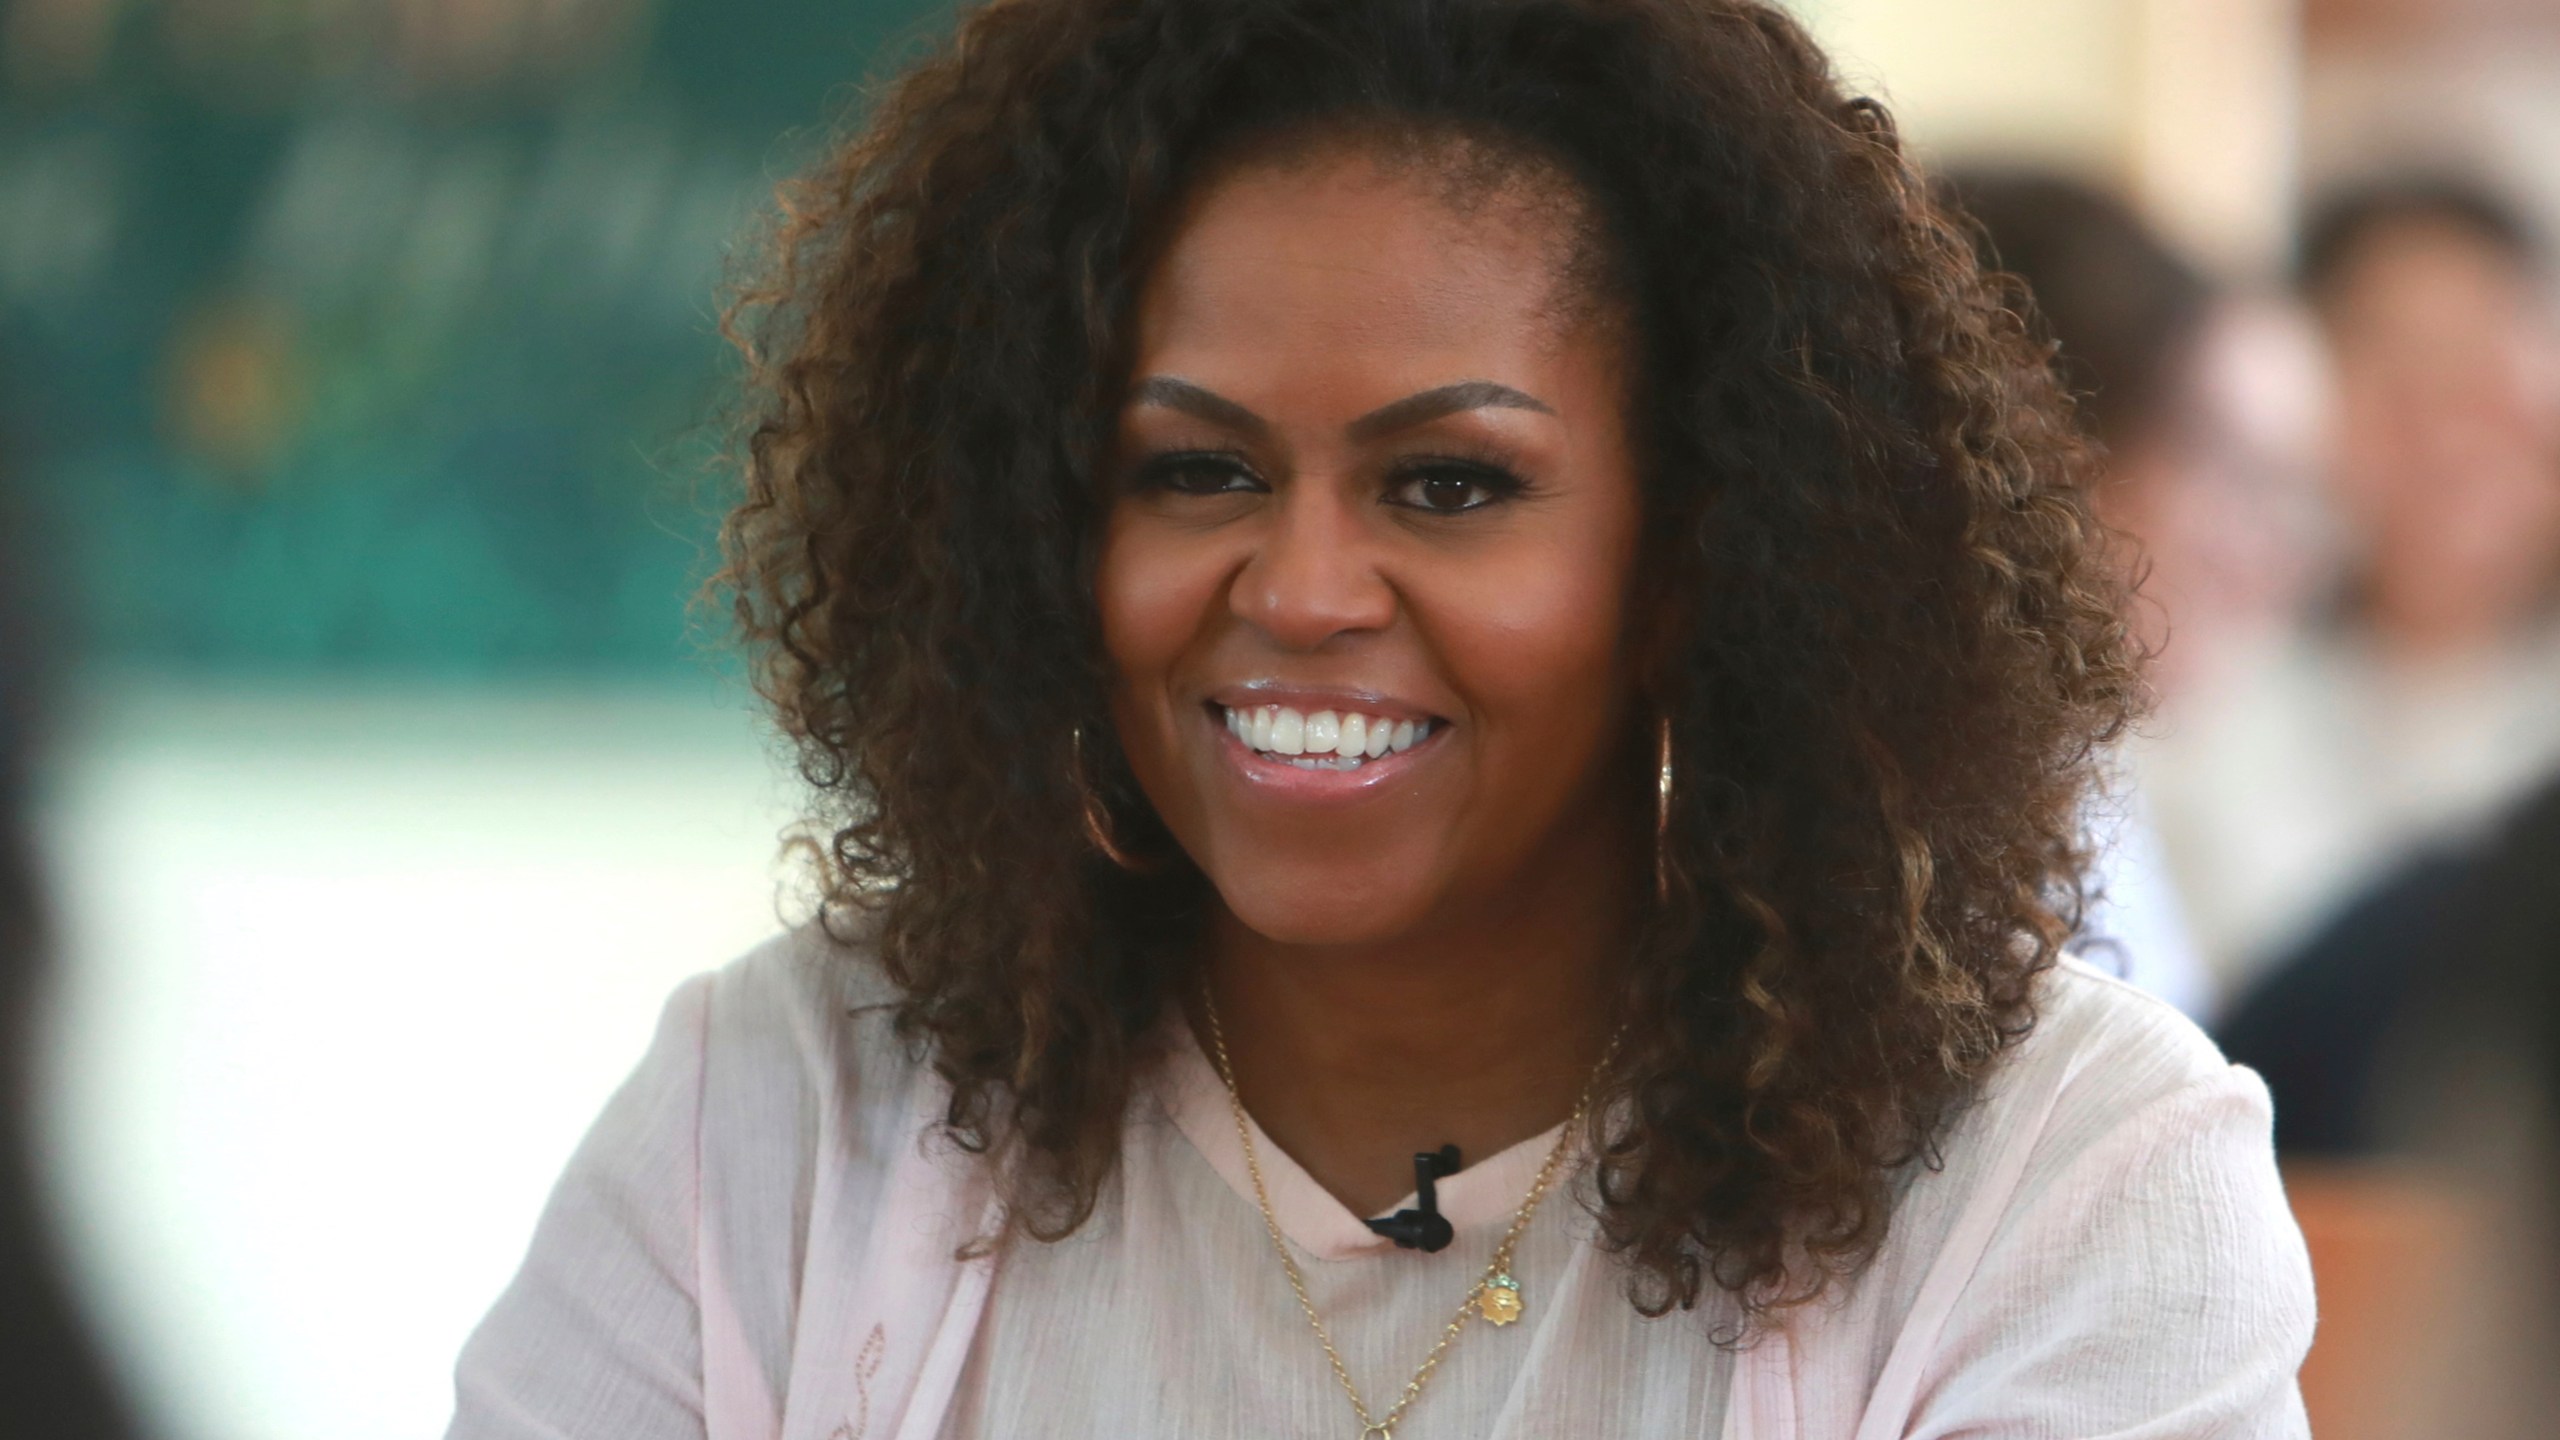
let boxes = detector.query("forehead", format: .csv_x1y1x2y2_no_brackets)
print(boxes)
1128,146,1609,389
2333,219,2535,308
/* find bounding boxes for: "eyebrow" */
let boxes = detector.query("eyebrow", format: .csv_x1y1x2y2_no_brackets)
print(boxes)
1347,379,1556,441
1124,376,1270,438
1125,375,1555,442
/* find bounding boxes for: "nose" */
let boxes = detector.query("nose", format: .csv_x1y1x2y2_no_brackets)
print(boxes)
1229,481,1397,650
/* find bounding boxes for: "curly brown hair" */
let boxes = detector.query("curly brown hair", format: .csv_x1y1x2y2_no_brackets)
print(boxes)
717,0,2137,1320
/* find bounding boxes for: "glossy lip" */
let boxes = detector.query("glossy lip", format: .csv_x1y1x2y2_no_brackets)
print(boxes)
1200,686,1451,803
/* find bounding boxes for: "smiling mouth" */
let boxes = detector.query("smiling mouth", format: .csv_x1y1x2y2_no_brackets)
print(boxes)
1214,703,1439,771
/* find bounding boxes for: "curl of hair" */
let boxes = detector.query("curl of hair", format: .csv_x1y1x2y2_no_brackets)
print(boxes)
716,0,2137,1321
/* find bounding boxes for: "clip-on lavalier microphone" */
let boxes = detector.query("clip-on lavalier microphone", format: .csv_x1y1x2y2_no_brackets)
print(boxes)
1365,1144,1461,1252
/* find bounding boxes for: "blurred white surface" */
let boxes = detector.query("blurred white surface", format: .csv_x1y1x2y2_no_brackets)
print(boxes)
29,678,809,1440
1793,0,2299,272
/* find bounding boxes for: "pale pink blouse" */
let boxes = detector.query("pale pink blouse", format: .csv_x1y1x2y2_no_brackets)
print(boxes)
446,923,2315,1439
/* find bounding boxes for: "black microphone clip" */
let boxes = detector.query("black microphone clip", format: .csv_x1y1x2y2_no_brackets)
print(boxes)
1365,1144,1461,1252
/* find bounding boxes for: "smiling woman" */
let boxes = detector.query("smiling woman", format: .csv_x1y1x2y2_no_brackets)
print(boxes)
445,2,2315,1438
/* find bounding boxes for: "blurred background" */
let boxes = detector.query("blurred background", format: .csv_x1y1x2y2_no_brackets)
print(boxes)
1,0,2554,1436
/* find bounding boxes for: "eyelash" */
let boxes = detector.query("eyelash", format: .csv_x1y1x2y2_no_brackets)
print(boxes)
1387,452,1531,513
1129,447,1533,514
1131,447,1261,498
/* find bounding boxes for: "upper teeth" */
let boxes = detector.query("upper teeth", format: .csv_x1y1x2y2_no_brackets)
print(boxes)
1222,705,1432,766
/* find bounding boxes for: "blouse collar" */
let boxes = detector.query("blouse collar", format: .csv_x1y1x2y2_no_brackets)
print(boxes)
1150,1008,1574,1263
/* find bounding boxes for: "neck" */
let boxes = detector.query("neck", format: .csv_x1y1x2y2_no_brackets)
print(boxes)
1190,829,1636,1218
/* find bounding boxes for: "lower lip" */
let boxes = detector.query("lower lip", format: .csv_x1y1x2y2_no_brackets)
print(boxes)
1210,712,1442,801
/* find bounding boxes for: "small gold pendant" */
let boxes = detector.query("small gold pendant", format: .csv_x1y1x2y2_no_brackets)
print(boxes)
1480,1273,1524,1326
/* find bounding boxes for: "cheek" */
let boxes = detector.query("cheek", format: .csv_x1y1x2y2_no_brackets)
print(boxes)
1432,510,1642,777
1096,522,1168,683
1096,510,1229,739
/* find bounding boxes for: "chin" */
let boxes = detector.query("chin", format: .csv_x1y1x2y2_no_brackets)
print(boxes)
1208,865,1443,949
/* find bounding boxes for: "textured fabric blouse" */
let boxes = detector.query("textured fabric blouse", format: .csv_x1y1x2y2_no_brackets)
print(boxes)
445,924,2315,1440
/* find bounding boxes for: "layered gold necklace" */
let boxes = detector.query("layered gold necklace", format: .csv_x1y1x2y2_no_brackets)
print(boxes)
1198,987,1619,1440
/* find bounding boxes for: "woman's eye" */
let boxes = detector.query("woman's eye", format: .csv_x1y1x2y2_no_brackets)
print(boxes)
1387,463,1522,514
1135,452,1263,496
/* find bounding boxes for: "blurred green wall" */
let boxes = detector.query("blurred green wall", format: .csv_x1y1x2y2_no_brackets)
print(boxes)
0,0,951,675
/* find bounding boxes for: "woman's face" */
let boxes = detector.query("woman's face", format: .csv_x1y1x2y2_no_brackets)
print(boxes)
2323,216,2560,651
2107,297,2334,693
1098,144,1644,948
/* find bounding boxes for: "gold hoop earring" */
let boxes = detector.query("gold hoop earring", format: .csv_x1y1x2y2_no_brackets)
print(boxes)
1072,725,1154,872
1654,714,1675,906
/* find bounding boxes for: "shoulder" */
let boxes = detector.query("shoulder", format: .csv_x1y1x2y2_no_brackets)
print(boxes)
1793,957,2315,1435
673,909,926,1139
449,916,926,1438
608,910,931,1227
1931,953,2293,1244
1842,954,2300,1336
2000,952,2252,1139
675,915,940,1372
696,908,910,1051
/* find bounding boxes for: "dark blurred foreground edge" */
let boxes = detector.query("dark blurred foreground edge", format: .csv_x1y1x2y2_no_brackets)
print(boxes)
1,405,139,1438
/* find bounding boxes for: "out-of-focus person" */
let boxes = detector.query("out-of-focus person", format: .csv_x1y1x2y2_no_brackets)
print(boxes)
1972,171,2560,1438
1950,171,2334,1020
2156,178,2560,989
2199,180,2560,1440
1955,174,2332,696
2314,181,2560,676
0,397,141,1437
2218,766,2560,1440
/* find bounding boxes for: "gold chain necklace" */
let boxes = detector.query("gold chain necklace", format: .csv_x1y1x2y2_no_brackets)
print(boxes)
1199,986,1619,1440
